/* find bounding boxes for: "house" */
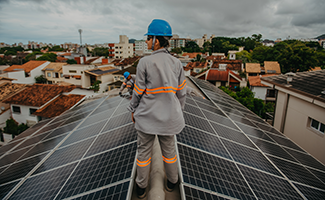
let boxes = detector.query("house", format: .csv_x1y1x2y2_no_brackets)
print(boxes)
248,75,277,103
0,79,27,128
245,63,261,77
228,47,244,60
182,52,203,59
84,66,120,93
42,62,67,84
261,70,325,164
206,68,246,88
62,64,98,88
205,55,223,67
211,59,243,72
3,61,50,84
3,84,77,126
263,61,281,75
185,62,208,74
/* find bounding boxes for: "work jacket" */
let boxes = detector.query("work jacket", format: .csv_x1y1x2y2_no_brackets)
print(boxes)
120,74,136,95
128,48,186,135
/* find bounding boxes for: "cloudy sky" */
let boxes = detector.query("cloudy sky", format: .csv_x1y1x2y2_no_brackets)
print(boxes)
0,0,324,45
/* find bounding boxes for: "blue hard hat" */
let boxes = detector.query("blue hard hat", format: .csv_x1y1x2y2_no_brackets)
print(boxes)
123,71,130,79
144,19,173,36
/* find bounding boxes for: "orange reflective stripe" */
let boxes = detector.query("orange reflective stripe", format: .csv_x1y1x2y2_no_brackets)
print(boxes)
134,83,145,92
162,155,177,164
134,88,142,95
177,82,186,91
178,80,186,88
137,158,151,167
146,90,176,94
123,82,127,85
146,86,178,92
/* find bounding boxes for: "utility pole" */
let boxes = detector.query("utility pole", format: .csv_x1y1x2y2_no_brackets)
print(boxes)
78,29,82,46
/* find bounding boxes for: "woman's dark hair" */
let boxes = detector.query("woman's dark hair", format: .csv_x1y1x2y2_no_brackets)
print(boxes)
156,36,171,48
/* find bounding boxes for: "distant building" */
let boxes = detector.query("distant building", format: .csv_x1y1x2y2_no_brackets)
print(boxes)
42,62,67,84
170,35,191,49
108,35,134,59
194,34,215,48
135,40,151,56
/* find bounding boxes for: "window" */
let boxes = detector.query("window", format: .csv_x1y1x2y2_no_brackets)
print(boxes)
47,72,51,77
12,106,21,113
310,118,325,134
60,73,63,78
69,70,77,73
120,76,124,81
30,108,37,115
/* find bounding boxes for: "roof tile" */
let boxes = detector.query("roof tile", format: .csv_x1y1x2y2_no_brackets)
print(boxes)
4,61,48,73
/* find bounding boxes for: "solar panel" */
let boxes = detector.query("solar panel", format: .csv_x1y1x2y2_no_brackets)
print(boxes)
1,77,325,199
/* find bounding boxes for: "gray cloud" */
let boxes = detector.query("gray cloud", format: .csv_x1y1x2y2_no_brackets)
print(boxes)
0,0,324,44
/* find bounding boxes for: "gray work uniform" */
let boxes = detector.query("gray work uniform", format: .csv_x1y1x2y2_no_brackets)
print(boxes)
120,74,136,95
128,48,186,188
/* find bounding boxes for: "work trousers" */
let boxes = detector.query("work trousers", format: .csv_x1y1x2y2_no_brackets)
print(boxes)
136,131,178,189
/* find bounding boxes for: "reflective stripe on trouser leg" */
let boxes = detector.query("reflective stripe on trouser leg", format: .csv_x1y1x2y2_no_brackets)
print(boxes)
158,135,178,184
136,131,155,189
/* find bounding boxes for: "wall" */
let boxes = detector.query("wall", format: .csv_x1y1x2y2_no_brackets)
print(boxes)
251,87,267,100
7,71,26,83
9,62,50,84
274,91,325,164
11,104,39,125
0,109,10,128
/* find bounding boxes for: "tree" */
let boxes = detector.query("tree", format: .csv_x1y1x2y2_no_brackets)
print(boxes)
182,41,201,53
3,118,28,138
90,80,102,92
49,45,64,51
35,75,47,83
24,51,43,62
4,50,17,56
236,50,254,63
67,59,77,64
92,48,109,57
37,53,57,62
170,47,182,54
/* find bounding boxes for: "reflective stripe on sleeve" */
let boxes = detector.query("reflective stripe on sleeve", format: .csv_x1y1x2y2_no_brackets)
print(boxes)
137,157,151,167
162,155,177,164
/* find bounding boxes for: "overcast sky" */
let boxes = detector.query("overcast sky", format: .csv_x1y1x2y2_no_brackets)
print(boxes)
0,0,324,45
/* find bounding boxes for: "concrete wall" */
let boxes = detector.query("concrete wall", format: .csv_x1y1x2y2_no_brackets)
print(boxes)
0,109,10,128
9,61,50,84
274,91,325,164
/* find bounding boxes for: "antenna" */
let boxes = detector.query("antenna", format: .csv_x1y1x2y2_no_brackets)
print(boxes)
78,29,82,46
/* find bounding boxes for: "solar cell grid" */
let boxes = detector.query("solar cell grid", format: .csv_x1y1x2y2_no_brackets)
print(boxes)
192,95,216,107
238,164,304,200
0,146,33,168
177,126,231,159
266,133,305,152
184,112,215,134
249,137,297,162
228,113,259,127
221,139,282,176
183,185,232,200
185,96,197,106
42,120,82,141
30,120,64,137
85,124,137,157
33,138,95,175
206,112,240,130
9,119,51,141
0,152,47,185
61,120,107,147
8,163,78,200
13,131,51,150
18,134,67,161
294,183,325,200
284,147,325,172
184,103,205,118
0,181,19,200
100,112,132,133
267,155,325,190
72,181,130,200
178,144,256,199
113,104,130,116
55,142,137,199
236,122,275,142
195,101,226,117
307,168,325,184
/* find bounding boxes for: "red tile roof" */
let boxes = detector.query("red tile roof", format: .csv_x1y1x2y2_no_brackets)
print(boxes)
182,53,202,59
0,82,28,101
3,84,76,107
56,56,68,62
4,61,48,73
211,60,242,71
206,56,223,61
115,56,141,66
185,62,207,69
248,75,275,87
33,94,85,118
207,69,229,81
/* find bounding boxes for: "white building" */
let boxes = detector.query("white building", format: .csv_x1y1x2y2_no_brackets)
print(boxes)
109,35,134,59
135,40,152,56
3,61,50,84
194,34,215,48
62,64,97,88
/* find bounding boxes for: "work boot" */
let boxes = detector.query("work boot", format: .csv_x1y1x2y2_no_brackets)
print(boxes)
136,184,146,199
166,179,176,192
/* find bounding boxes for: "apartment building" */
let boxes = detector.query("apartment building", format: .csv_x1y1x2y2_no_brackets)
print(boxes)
134,40,152,56
169,34,191,49
108,35,134,59
194,34,215,48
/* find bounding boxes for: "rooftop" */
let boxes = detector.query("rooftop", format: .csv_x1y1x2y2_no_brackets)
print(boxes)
211,59,242,71
3,61,48,73
261,69,325,102
245,63,261,73
33,94,85,118
0,77,324,199
264,61,281,74
3,84,76,107
85,66,119,76
42,62,66,72
0,82,28,101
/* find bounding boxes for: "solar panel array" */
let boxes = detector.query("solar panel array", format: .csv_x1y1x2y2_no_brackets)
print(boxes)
1,77,325,200
177,77,325,199
0,96,137,200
